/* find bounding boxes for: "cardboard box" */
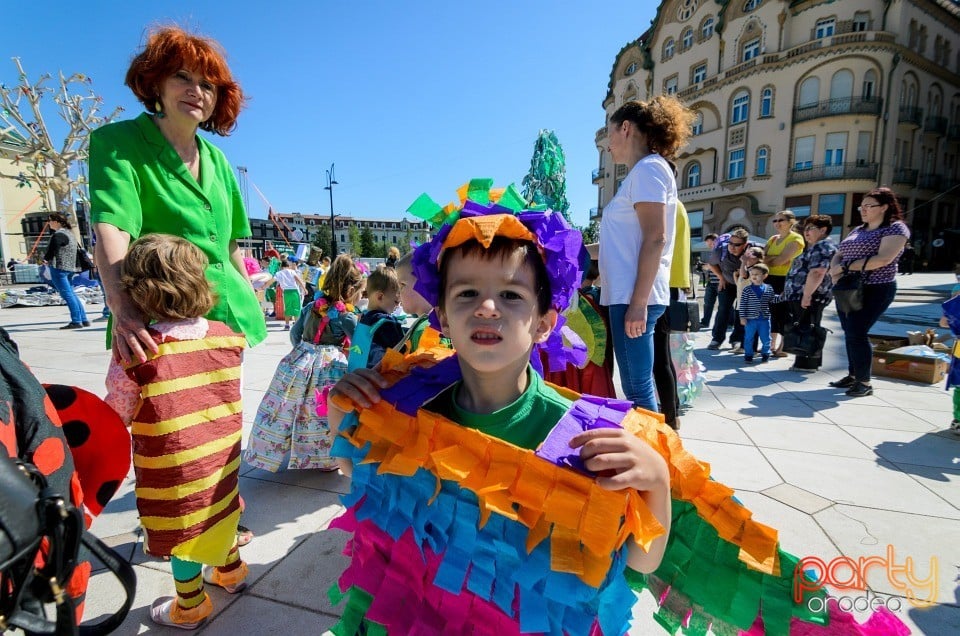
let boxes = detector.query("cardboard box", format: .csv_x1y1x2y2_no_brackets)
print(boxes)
869,335,948,384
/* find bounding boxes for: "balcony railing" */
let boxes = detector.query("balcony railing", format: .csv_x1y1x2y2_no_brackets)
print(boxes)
793,96,882,122
595,127,607,143
615,164,627,178
923,116,948,135
786,162,879,185
592,167,604,183
917,173,943,190
898,105,923,126
892,168,918,186
589,207,603,220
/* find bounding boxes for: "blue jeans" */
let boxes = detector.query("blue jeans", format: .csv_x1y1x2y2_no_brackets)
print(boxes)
837,282,897,382
608,304,667,411
743,318,771,357
710,285,737,345
701,281,718,327
49,267,88,324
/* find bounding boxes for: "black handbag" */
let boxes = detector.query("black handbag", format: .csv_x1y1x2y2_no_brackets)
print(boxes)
669,299,701,332
832,256,871,314
782,321,831,356
75,245,95,272
0,455,136,635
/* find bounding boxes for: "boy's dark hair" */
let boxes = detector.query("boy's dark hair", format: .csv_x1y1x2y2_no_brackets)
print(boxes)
748,263,770,276
367,267,400,295
583,261,600,283
438,237,552,315
704,233,718,241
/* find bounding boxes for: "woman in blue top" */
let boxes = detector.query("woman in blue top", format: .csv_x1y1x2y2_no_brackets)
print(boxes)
599,96,694,411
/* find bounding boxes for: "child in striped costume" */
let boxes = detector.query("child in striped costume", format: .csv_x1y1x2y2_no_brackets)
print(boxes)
104,235,249,630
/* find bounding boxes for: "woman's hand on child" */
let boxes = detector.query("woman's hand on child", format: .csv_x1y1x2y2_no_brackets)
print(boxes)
569,428,669,493
330,368,388,409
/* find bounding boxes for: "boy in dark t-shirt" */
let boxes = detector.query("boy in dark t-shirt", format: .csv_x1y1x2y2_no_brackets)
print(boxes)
351,268,405,369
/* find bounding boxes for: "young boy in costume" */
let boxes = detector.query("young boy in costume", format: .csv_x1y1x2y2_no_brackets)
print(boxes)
350,267,404,370
324,182,908,636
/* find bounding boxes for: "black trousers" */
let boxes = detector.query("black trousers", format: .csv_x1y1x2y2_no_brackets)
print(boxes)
785,300,827,369
653,288,680,427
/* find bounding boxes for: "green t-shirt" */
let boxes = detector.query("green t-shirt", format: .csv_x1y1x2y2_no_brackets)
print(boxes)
424,366,573,450
88,113,267,347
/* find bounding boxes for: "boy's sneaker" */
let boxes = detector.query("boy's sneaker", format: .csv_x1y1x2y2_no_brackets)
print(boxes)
730,343,745,354
761,354,770,362
744,356,754,364
203,563,249,594
150,596,212,630
950,419,960,435
707,341,721,350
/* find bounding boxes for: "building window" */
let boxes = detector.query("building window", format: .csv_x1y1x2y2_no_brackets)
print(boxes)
731,90,750,124
625,62,637,75
692,111,703,135
794,136,815,170
818,193,846,240
340,234,346,243
862,70,876,100
742,38,761,62
701,17,714,40
693,63,707,85
744,0,761,12
687,209,704,240
663,38,675,59
756,147,769,175
728,149,746,180
760,87,773,117
665,76,678,95
678,0,699,21
853,12,869,32
682,28,694,50
686,162,701,187
815,18,835,39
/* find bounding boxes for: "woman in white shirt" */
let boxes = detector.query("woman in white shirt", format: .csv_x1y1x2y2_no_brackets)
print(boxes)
599,96,694,411
272,259,307,331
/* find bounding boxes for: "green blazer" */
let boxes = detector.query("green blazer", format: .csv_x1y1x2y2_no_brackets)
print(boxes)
89,113,267,347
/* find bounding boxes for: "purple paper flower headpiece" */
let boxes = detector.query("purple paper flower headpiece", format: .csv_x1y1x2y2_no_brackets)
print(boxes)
407,179,583,313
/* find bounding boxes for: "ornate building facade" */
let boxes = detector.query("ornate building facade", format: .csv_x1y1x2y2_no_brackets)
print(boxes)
595,0,960,268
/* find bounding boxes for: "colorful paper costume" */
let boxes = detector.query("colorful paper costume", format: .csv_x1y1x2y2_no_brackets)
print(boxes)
108,320,245,563
328,184,907,635
942,293,960,390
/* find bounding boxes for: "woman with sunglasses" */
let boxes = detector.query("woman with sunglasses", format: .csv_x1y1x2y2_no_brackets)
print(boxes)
764,210,804,357
827,188,910,397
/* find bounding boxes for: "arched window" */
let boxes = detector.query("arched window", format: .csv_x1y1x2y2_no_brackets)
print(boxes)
682,28,694,50
744,0,762,11
862,70,877,100
686,162,702,188
756,147,769,175
663,38,675,59
799,77,820,107
830,70,854,100
692,111,704,135
731,90,750,124
760,87,774,117
701,17,715,40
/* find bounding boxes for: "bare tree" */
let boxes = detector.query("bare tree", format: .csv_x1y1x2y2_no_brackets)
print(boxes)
0,57,123,239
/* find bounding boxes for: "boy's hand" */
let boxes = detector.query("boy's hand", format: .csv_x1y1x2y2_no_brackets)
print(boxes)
569,428,669,492
330,368,388,409
740,318,747,326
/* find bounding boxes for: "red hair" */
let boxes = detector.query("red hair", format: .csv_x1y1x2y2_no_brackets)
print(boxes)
125,26,244,135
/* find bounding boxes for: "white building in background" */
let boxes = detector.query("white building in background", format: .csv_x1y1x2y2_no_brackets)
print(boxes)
595,0,960,268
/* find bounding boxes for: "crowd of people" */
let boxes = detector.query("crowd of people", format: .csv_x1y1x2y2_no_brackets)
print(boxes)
8,23,946,635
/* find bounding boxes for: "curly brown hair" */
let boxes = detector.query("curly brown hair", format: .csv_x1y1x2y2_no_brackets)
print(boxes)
321,254,363,303
861,187,904,227
121,234,215,321
125,26,245,135
610,95,695,160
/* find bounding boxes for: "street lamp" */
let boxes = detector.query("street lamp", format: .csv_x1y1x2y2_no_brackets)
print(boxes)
325,163,338,255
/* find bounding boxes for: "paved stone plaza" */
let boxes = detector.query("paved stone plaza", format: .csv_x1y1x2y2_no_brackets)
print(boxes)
2,272,958,634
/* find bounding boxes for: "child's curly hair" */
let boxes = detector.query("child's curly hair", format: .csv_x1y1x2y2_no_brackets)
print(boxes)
321,254,363,303
610,95,695,160
121,234,215,321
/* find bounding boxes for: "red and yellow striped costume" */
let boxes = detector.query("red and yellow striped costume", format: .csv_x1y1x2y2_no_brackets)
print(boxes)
125,320,246,565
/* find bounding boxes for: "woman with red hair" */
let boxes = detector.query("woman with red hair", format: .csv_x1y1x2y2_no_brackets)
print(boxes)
90,26,266,369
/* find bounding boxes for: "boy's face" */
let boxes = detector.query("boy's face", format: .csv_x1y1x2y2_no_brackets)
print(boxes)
437,249,557,376
748,268,766,285
397,265,433,315
368,287,401,313
742,250,760,267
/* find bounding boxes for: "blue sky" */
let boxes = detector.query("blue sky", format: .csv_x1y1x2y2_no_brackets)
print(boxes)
4,1,657,226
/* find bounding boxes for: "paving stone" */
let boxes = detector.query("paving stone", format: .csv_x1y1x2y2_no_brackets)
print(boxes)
841,427,960,470
761,483,834,515
679,439,783,492
206,594,338,634
740,418,876,460
673,410,752,444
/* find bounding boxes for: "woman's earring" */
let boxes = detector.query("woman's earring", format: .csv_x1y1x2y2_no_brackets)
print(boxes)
154,99,165,119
